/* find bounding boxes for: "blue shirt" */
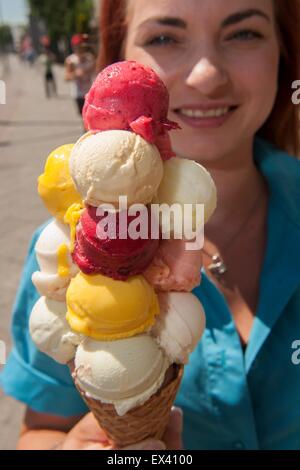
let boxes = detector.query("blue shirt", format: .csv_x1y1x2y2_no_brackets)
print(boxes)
1,138,300,450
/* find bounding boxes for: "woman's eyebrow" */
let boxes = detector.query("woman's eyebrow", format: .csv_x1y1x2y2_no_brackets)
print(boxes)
139,16,187,29
221,8,271,27
138,9,270,31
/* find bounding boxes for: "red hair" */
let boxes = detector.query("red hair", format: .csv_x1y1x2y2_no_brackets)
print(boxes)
97,0,127,69
98,0,300,155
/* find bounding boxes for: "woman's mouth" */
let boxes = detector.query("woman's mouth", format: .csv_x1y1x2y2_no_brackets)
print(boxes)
173,105,238,128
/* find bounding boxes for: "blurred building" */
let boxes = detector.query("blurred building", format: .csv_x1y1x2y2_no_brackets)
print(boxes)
10,25,26,52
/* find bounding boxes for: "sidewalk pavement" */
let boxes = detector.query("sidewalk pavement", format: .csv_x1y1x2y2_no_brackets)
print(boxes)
0,54,83,449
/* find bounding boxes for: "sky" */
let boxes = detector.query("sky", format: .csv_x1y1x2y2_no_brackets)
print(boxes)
0,0,28,25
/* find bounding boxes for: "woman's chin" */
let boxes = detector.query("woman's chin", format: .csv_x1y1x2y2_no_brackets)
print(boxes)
172,140,232,166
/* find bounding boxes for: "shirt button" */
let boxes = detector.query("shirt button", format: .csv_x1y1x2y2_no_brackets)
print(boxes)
233,441,245,450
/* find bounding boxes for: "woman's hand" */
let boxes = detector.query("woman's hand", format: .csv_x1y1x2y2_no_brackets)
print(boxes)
18,406,183,450
60,407,183,450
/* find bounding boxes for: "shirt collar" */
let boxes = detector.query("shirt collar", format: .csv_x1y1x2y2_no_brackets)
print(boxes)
254,138,300,230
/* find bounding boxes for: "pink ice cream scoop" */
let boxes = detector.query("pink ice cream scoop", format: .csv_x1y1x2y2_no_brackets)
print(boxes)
72,205,159,280
143,238,202,292
82,61,180,160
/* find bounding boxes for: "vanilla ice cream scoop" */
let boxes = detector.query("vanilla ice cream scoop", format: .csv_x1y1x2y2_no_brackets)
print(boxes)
74,335,170,415
32,220,78,301
29,296,81,364
151,292,206,364
70,130,164,207
155,157,217,236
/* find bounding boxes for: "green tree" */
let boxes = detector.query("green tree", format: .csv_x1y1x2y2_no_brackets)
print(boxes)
27,0,93,48
0,25,13,49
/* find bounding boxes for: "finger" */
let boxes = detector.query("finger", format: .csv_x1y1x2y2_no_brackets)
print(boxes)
71,412,110,444
121,439,166,450
162,406,183,450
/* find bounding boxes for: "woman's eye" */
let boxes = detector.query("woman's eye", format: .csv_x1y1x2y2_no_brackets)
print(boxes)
227,30,263,41
145,35,177,46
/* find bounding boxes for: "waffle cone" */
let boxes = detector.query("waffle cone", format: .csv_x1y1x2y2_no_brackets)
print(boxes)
73,363,184,447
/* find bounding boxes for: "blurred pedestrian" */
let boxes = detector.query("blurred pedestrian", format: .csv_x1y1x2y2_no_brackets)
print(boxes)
40,48,57,99
21,36,36,66
64,34,96,117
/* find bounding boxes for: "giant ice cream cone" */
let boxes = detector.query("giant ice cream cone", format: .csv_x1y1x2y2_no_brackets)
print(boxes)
29,61,216,448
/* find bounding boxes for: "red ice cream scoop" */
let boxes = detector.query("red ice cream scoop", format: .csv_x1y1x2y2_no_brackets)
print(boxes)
82,61,180,160
72,205,160,280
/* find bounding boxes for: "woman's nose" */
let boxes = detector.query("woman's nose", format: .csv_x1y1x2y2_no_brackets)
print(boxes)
185,57,229,96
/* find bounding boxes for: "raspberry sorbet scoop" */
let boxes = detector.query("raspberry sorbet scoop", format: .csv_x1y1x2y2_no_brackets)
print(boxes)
82,61,180,160
72,205,159,280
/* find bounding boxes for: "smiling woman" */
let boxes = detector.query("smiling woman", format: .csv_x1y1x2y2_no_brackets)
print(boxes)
1,0,300,452
95,0,300,450
99,0,299,156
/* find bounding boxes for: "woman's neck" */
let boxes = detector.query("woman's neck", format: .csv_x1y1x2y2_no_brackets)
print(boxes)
202,142,267,247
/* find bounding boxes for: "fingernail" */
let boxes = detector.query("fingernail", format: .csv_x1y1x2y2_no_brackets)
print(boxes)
171,407,183,433
171,406,183,416
144,440,166,450
172,407,183,422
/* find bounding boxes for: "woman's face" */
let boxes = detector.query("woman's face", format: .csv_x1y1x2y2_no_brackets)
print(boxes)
124,0,280,164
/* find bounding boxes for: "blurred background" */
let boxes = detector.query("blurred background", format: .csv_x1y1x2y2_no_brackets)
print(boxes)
0,0,100,449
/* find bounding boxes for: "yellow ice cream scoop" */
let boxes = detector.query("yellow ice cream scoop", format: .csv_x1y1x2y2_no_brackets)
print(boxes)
66,272,160,340
38,144,82,222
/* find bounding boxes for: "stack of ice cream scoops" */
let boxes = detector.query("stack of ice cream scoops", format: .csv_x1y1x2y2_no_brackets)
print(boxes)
29,61,217,447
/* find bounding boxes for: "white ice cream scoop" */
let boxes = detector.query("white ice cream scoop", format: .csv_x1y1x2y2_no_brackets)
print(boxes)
29,296,81,364
155,157,217,236
70,130,164,207
151,292,206,364
32,220,78,301
74,335,170,415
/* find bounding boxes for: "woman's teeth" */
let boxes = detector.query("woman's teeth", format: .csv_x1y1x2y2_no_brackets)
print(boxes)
179,107,230,118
